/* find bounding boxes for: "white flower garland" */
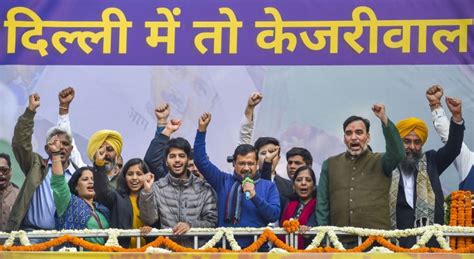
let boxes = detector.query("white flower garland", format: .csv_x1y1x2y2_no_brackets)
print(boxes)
305,229,327,250
268,248,289,253
326,230,345,250
4,231,16,247
18,230,31,246
145,246,172,253
198,229,224,250
367,246,394,253
411,230,433,249
434,230,451,250
104,229,121,247
2,224,473,252
223,229,241,251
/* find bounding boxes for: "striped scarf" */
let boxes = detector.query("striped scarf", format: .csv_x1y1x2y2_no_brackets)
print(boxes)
389,154,435,229
224,172,261,225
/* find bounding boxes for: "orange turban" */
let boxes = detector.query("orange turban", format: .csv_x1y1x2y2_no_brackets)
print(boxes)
87,130,123,161
396,117,429,144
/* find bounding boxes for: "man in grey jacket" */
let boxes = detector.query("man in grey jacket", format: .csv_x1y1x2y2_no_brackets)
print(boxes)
139,118,217,247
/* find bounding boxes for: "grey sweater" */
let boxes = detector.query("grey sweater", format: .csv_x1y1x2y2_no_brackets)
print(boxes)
139,173,217,246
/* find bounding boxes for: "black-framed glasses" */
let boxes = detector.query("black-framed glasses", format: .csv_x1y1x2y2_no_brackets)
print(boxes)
236,161,256,167
0,167,11,174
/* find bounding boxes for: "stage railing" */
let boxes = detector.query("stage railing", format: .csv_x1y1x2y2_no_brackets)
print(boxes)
2,225,474,251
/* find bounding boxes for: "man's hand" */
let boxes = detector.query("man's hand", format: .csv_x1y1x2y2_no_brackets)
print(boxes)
143,173,155,192
140,226,153,235
264,146,280,163
28,93,40,112
163,119,182,137
198,112,212,132
94,146,107,165
155,103,170,125
445,97,463,123
247,92,263,108
58,87,75,115
59,87,75,106
172,222,191,235
245,92,263,122
426,85,443,107
372,103,388,126
242,181,256,199
47,135,61,154
299,225,311,234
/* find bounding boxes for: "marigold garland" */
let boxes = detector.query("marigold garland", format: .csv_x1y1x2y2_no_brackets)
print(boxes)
458,192,465,249
465,191,472,247
448,190,473,250
282,220,300,233
347,236,376,252
2,224,474,253
449,193,458,248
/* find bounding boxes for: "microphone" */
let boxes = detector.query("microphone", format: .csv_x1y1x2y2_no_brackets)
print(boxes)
242,172,254,200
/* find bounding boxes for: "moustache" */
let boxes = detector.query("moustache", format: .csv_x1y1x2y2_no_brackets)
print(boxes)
406,150,422,159
104,157,114,163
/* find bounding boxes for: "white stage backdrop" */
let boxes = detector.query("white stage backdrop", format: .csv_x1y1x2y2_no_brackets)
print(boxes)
0,65,473,194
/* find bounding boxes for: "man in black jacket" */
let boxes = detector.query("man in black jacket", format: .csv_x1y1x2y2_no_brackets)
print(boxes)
391,96,464,248
254,137,293,205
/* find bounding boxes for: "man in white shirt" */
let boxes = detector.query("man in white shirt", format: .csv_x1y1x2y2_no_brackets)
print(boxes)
427,85,474,191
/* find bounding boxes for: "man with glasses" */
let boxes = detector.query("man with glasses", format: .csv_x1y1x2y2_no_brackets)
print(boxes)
391,96,464,248
0,153,19,231
193,112,280,250
316,104,405,248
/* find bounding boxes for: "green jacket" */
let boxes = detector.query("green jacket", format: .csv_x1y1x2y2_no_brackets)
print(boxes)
6,108,49,231
316,119,405,230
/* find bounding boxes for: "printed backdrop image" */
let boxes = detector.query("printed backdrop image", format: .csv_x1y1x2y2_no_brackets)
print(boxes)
0,0,473,195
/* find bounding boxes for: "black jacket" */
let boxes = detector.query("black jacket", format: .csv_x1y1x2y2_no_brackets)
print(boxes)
397,119,464,248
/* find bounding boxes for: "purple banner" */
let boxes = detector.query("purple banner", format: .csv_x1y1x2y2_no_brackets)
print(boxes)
0,0,473,65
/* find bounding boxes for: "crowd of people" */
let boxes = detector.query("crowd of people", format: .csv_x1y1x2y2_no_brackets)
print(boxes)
0,85,471,250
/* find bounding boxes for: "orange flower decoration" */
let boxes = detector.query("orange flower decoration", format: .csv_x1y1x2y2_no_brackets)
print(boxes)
282,219,300,233
1,221,474,253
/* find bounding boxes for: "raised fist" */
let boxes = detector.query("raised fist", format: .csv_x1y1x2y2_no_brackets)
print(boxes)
143,173,155,192
198,112,212,132
247,92,263,108
445,96,462,122
163,119,182,137
58,87,75,106
264,146,280,163
28,93,40,112
47,135,61,153
372,103,388,125
426,85,443,105
155,103,170,123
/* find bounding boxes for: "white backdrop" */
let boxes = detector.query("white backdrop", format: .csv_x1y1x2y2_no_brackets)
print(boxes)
0,65,473,194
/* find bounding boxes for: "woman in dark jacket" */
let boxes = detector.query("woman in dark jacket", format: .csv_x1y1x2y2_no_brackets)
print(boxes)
280,166,317,249
94,150,153,248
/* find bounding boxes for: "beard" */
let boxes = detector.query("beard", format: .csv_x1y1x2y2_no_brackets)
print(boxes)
347,143,368,156
104,160,117,175
400,150,423,175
